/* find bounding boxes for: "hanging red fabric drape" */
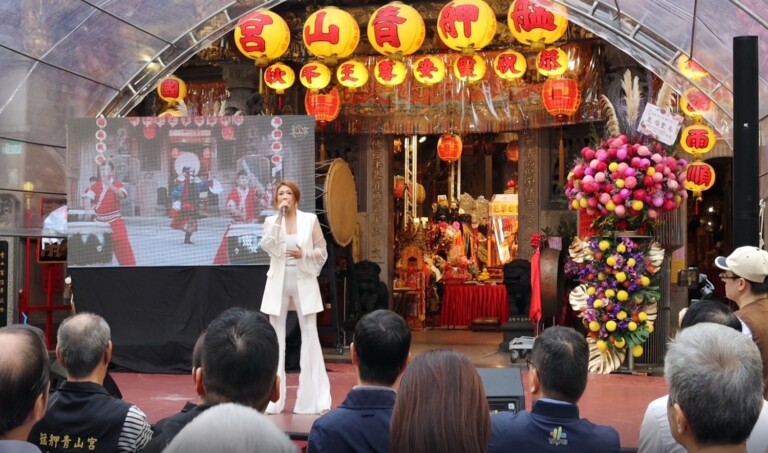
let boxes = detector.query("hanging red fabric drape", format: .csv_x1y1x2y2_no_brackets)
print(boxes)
529,248,542,324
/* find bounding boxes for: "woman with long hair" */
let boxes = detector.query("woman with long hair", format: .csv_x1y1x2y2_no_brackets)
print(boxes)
260,180,331,414
390,350,491,452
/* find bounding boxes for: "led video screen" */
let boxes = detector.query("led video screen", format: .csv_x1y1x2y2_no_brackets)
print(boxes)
66,116,316,267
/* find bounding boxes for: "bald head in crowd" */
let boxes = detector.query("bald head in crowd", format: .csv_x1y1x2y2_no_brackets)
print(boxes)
0,325,50,442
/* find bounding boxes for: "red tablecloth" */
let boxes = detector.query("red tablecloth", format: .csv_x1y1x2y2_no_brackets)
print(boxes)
440,284,510,327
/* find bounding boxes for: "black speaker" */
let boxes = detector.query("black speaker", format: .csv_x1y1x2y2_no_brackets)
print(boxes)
476,367,526,414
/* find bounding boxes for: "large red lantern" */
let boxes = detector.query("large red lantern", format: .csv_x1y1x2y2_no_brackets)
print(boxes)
541,77,581,120
437,133,463,162
305,88,341,123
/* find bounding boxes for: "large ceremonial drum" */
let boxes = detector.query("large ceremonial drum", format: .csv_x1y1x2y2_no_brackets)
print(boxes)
315,159,357,247
68,221,113,265
227,222,263,264
539,247,565,319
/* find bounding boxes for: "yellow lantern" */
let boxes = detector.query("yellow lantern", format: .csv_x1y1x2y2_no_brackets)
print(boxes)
234,9,291,66
680,124,717,155
337,59,369,89
264,62,295,94
157,76,187,103
367,2,425,59
374,59,407,87
685,160,716,200
508,0,569,49
680,88,713,117
303,7,360,65
536,47,568,77
493,50,527,80
676,56,708,80
413,55,446,85
299,61,332,91
453,54,486,83
436,0,497,55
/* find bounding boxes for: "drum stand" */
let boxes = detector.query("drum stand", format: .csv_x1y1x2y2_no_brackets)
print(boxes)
319,229,345,355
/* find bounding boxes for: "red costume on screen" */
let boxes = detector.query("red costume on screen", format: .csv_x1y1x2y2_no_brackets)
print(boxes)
213,186,260,264
86,179,136,266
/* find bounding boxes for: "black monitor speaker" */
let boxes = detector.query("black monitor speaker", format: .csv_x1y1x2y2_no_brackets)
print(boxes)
476,367,526,414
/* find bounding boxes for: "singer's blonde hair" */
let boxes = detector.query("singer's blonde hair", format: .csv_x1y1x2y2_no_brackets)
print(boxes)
272,180,301,208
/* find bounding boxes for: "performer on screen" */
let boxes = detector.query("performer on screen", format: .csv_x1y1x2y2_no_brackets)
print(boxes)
260,180,331,414
82,161,136,265
212,170,264,264
170,167,209,245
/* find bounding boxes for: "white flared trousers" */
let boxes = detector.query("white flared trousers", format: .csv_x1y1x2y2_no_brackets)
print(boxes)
265,266,331,414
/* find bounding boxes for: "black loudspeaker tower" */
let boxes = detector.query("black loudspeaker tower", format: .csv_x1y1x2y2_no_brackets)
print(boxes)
732,36,760,248
476,367,526,414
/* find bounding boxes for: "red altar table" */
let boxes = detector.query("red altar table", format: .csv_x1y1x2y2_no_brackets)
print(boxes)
440,284,510,328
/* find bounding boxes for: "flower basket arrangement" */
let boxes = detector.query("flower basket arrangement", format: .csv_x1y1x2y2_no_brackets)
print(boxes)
562,70,687,373
567,235,664,373
564,71,688,234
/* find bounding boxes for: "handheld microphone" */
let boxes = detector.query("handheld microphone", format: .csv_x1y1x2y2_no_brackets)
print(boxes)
281,206,287,216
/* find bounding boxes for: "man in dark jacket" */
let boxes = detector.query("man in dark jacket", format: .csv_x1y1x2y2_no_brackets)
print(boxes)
28,314,152,452
488,326,620,452
308,310,411,453
142,307,279,452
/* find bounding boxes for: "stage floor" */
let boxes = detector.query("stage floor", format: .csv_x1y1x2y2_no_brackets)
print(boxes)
112,329,666,450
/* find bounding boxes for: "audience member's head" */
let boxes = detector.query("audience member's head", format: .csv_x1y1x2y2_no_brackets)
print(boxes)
666,323,763,450
715,246,768,304
164,403,297,453
528,326,588,404
0,325,50,440
352,310,411,387
390,350,490,453
190,330,207,401
202,307,279,411
680,300,741,331
56,313,111,381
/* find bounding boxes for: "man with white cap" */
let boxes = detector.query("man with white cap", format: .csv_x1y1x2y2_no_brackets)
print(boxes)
715,245,768,398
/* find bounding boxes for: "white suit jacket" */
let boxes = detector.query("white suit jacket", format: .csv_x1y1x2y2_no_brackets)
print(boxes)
260,209,327,316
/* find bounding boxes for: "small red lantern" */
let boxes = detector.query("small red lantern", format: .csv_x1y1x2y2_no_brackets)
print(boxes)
305,88,341,123
541,77,581,120
437,133,463,162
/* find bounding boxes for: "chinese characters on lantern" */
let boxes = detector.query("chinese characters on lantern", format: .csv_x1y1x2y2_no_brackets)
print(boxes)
304,11,340,46
439,3,480,39
510,0,558,33
238,13,274,54
370,5,406,49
